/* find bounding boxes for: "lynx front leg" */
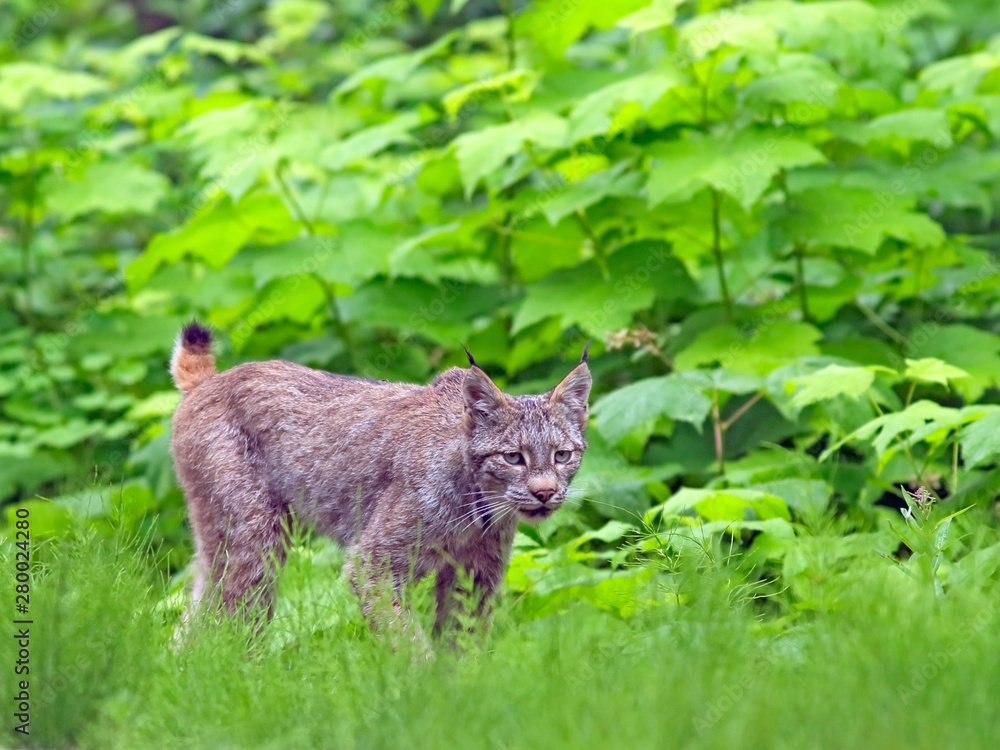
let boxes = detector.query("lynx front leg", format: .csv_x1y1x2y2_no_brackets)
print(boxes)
433,559,503,637
346,541,431,654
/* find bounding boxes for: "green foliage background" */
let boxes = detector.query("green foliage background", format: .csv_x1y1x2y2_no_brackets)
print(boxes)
6,0,1000,746
6,0,1000,673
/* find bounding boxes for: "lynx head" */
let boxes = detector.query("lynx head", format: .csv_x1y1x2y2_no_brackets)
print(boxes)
463,354,592,525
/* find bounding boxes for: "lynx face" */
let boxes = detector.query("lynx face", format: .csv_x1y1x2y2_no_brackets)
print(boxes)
463,363,591,525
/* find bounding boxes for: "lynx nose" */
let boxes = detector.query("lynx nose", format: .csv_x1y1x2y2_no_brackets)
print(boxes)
533,488,556,504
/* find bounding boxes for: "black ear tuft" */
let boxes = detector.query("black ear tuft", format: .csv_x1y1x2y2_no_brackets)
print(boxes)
580,339,592,364
181,322,212,352
462,345,477,367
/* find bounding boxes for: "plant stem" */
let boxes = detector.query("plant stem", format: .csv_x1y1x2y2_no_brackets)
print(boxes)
794,244,811,322
722,391,764,431
501,0,516,71
711,189,733,321
712,387,725,476
20,156,37,319
952,440,959,496
275,164,315,235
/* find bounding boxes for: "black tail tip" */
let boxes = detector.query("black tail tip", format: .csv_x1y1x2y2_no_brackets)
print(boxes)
181,322,212,351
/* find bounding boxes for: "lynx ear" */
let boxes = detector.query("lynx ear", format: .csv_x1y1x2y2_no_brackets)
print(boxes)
549,362,592,428
464,366,507,427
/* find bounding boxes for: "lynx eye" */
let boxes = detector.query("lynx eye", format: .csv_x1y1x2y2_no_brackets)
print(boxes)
554,449,572,464
503,451,525,465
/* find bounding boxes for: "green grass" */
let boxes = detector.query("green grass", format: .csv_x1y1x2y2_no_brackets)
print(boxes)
4,526,1000,750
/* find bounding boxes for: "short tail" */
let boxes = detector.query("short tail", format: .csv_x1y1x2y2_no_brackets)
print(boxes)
171,322,216,393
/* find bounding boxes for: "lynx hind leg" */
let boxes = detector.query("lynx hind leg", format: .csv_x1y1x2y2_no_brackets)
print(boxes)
185,479,290,626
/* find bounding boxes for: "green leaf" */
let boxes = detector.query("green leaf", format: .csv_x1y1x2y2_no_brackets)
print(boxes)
338,278,504,345
335,32,456,95
591,374,713,445
413,0,443,19
0,62,108,110
518,0,649,58
675,321,822,376
654,487,790,523
442,70,537,120
128,194,298,291
647,129,825,210
568,67,685,142
452,112,567,199
320,110,431,170
512,241,693,337
0,447,73,500
960,411,1000,469
907,324,1000,402
820,400,970,466
860,108,953,146
787,364,883,407
541,161,641,224
42,161,170,220
903,358,971,387
616,0,682,36
778,187,946,253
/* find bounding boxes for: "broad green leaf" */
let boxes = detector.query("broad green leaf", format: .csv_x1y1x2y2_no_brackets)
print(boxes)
0,447,74,500
0,62,108,110
568,67,685,142
960,411,1000,469
127,196,274,291
680,0,879,59
442,70,536,120
512,241,693,337
541,161,641,225
750,479,832,515
338,278,504,345
591,374,713,445
43,161,169,220
265,0,330,46
518,0,648,58
321,110,430,170
243,275,327,327
787,364,881,407
908,325,1000,402
452,111,567,198
647,129,825,210
181,32,270,64
654,487,790,523
675,321,822,376
677,369,765,395
616,0,683,35
863,108,952,146
335,32,456,95
820,400,966,465
509,217,584,283
778,187,946,253
903,358,971,387
126,392,182,421
413,0,443,19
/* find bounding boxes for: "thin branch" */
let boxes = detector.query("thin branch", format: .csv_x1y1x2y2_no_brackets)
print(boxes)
275,163,315,235
722,391,765,431
711,189,733,321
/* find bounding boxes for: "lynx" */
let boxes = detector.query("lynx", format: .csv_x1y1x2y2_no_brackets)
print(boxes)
169,323,591,633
